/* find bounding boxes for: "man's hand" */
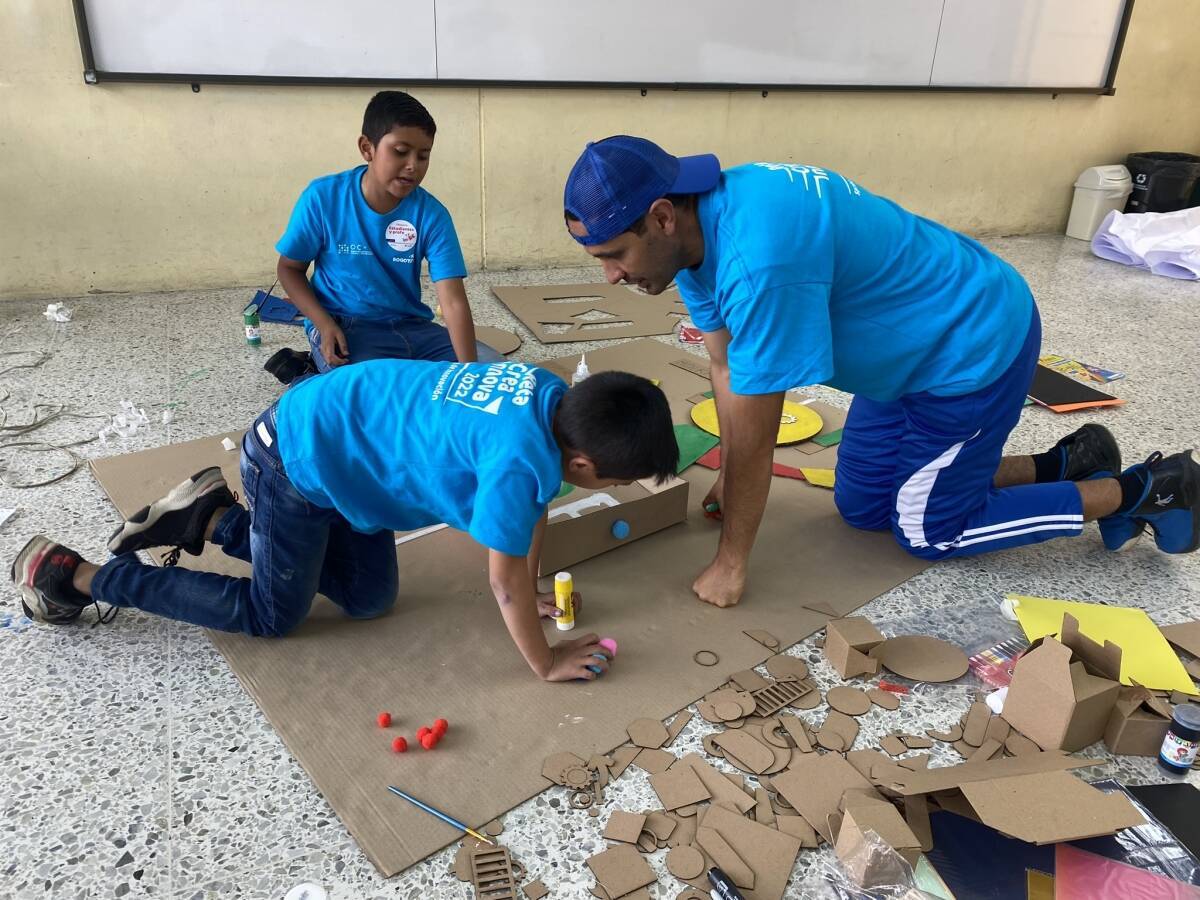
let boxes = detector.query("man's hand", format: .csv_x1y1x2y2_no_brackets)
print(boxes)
702,474,725,516
536,590,583,620
316,317,349,367
692,557,746,608
543,633,611,682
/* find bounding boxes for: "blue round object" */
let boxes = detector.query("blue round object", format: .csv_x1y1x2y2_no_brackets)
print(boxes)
611,519,631,540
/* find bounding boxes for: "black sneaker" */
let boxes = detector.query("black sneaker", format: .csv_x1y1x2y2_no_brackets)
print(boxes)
10,536,90,624
107,466,235,560
264,348,317,385
1100,451,1200,553
1049,423,1122,481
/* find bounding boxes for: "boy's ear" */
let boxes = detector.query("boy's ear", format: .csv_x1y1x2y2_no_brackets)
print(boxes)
564,452,598,480
358,135,374,162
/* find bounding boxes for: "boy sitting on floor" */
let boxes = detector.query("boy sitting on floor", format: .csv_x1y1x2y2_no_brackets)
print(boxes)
274,90,501,376
11,361,677,682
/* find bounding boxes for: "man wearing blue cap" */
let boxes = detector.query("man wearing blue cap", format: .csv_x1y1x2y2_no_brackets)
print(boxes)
563,136,1200,608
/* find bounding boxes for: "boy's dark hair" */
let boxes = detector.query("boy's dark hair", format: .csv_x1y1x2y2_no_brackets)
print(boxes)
563,193,697,237
554,371,678,483
362,91,437,145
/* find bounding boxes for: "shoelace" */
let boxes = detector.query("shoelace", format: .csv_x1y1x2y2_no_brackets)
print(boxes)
91,600,119,627
159,489,238,570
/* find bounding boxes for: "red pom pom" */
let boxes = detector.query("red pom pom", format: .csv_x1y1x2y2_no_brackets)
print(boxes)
377,712,392,728
433,718,449,735
391,736,408,753
421,733,438,751
416,726,431,740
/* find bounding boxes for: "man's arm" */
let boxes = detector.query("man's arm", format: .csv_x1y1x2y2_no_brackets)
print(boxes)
694,327,783,607
488,549,608,681
277,255,348,366
434,278,479,363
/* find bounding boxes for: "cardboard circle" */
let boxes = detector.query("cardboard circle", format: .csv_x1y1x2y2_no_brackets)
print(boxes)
474,326,522,356
569,790,593,809
714,701,743,721
793,683,822,709
693,650,720,667
869,635,969,683
867,688,901,711
826,686,872,716
691,398,822,445
765,653,809,681
666,845,705,880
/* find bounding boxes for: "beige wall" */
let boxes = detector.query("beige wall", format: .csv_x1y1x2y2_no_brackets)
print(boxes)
2,1,1199,300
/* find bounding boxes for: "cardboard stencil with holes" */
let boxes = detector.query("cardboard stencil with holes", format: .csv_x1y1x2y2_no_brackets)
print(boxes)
491,283,688,343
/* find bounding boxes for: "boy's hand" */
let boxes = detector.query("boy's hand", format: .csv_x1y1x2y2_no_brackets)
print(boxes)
536,590,583,620
543,633,611,682
317,319,350,367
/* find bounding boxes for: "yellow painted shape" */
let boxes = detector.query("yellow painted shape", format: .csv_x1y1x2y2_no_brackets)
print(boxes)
1008,593,1197,695
690,398,822,445
799,468,836,489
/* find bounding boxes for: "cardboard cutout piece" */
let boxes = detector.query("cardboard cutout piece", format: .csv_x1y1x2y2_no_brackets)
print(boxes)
492,283,687,344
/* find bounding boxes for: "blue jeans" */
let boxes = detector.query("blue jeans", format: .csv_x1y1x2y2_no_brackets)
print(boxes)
90,406,398,636
305,314,503,373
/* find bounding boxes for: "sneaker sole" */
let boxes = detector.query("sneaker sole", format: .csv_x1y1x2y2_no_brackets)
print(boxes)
107,466,227,554
10,534,56,621
1151,450,1200,554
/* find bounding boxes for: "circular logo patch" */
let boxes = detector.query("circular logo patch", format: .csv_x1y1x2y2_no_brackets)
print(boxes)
385,219,417,252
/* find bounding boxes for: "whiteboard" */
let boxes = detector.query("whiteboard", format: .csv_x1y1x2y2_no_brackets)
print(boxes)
434,1,945,85
931,0,1127,88
78,0,1131,91
83,0,437,79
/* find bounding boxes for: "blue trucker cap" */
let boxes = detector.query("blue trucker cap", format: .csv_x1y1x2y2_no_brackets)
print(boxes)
564,136,720,246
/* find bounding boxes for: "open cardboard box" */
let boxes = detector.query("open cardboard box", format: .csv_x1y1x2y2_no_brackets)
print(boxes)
1104,686,1174,756
539,476,689,577
1002,613,1122,751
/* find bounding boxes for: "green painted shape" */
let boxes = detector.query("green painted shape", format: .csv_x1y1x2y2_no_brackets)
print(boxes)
812,428,843,447
674,423,720,473
555,482,575,500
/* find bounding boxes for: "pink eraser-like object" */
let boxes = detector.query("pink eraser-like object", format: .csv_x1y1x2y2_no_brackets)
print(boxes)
598,638,618,658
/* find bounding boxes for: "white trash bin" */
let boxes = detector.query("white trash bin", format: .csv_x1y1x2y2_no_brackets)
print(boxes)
1066,165,1132,241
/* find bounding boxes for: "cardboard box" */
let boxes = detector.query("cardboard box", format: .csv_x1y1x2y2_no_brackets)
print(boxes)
1103,686,1174,756
824,616,884,679
1002,614,1122,751
539,477,689,577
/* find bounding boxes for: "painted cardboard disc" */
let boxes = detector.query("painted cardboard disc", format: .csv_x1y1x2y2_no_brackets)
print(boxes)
690,398,822,445
868,635,969,683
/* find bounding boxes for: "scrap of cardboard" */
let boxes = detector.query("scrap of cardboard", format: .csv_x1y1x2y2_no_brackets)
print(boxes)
765,654,809,682
700,803,803,900
696,826,755,889
471,845,519,900
1103,686,1173,756
585,843,657,897
743,630,781,651
664,710,694,747
603,810,647,844
729,669,771,692
1027,365,1124,413
867,688,900,711
886,751,1092,795
674,753,757,814
89,337,930,877
827,686,872,716
772,753,879,843
474,326,522,356
608,746,641,781
491,283,687,344
961,702,992,746
1009,593,1196,694
522,880,549,900
631,748,675,774
627,718,670,749
1160,620,1200,659
665,845,706,880
869,635,969,683
958,770,1143,844
649,765,711,811
712,731,775,775
835,803,921,865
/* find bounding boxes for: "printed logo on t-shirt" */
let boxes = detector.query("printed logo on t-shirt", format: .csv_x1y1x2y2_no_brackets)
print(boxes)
431,362,538,415
385,219,417,252
753,162,861,198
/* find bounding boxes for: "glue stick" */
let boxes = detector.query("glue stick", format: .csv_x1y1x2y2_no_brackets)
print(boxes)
554,571,576,631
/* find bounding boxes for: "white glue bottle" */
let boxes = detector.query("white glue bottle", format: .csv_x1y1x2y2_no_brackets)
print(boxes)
572,353,590,385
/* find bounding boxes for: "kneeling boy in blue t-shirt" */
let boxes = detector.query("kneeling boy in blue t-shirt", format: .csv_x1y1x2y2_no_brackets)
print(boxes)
275,91,502,376
12,363,677,682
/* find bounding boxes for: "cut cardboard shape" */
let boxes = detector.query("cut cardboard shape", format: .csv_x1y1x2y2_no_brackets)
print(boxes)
900,735,933,750
543,751,588,786
631,748,675,774
1004,731,1041,757
472,845,520,900
835,803,922,866
847,749,891,780
827,686,872,716
474,326,522,356
751,680,812,716
649,765,711,811
927,724,963,743
670,354,711,380
664,710,693,747
879,735,908,757
743,629,781,651
585,843,657,898
779,716,814,753
753,787,776,826
608,746,641,781
696,826,755,890
1002,627,1122,751
90,337,932,877
867,688,900,711
765,654,809,682
1160,620,1200,659
775,815,820,847
665,845,705,880
968,738,1003,763
603,810,647,844
903,795,934,852
492,283,687,344
674,754,757,814
644,810,677,843
824,618,884,679
712,731,775,774
983,716,1012,745
821,710,861,750
886,751,1092,795
729,669,771,692
635,829,658,853
540,480,688,577
627,718,670,749
700,803,803,900
522,879,549,900
869,636,969,683
1010,594,1196,694
961,702,992,746
958,770,1144,844
772,753,880,843
1103,686,1173,756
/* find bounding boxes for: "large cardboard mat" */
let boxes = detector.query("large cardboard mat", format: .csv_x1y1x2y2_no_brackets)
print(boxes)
89,339,929,876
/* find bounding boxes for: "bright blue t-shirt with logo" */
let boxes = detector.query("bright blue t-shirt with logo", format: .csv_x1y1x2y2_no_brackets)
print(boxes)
673,163,1034,401
276,359,565,556
275,166,467,321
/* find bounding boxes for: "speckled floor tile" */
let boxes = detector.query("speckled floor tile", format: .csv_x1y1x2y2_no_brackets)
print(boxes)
1,235,1198,899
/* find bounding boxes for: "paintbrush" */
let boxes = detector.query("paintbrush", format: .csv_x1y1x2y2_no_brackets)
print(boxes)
386,786,495,845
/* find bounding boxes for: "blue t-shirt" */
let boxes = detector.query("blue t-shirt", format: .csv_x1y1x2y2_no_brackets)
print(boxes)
674,163,1033,401
276,359,566,556
275,166,468,321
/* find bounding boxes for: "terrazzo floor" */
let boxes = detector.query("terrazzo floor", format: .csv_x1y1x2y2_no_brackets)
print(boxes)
0,235,1197,899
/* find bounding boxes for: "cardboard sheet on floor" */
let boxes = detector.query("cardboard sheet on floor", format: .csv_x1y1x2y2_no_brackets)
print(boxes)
491,283,688,343
88,338,928,876
1160,620,1200,659
1009,593,1197,694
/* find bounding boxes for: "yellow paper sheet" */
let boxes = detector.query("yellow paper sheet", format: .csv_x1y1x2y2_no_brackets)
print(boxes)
1008,593,1197,694
800,468,836,489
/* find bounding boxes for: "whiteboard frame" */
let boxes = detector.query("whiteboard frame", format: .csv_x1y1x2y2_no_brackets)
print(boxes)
70,0,1135,95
